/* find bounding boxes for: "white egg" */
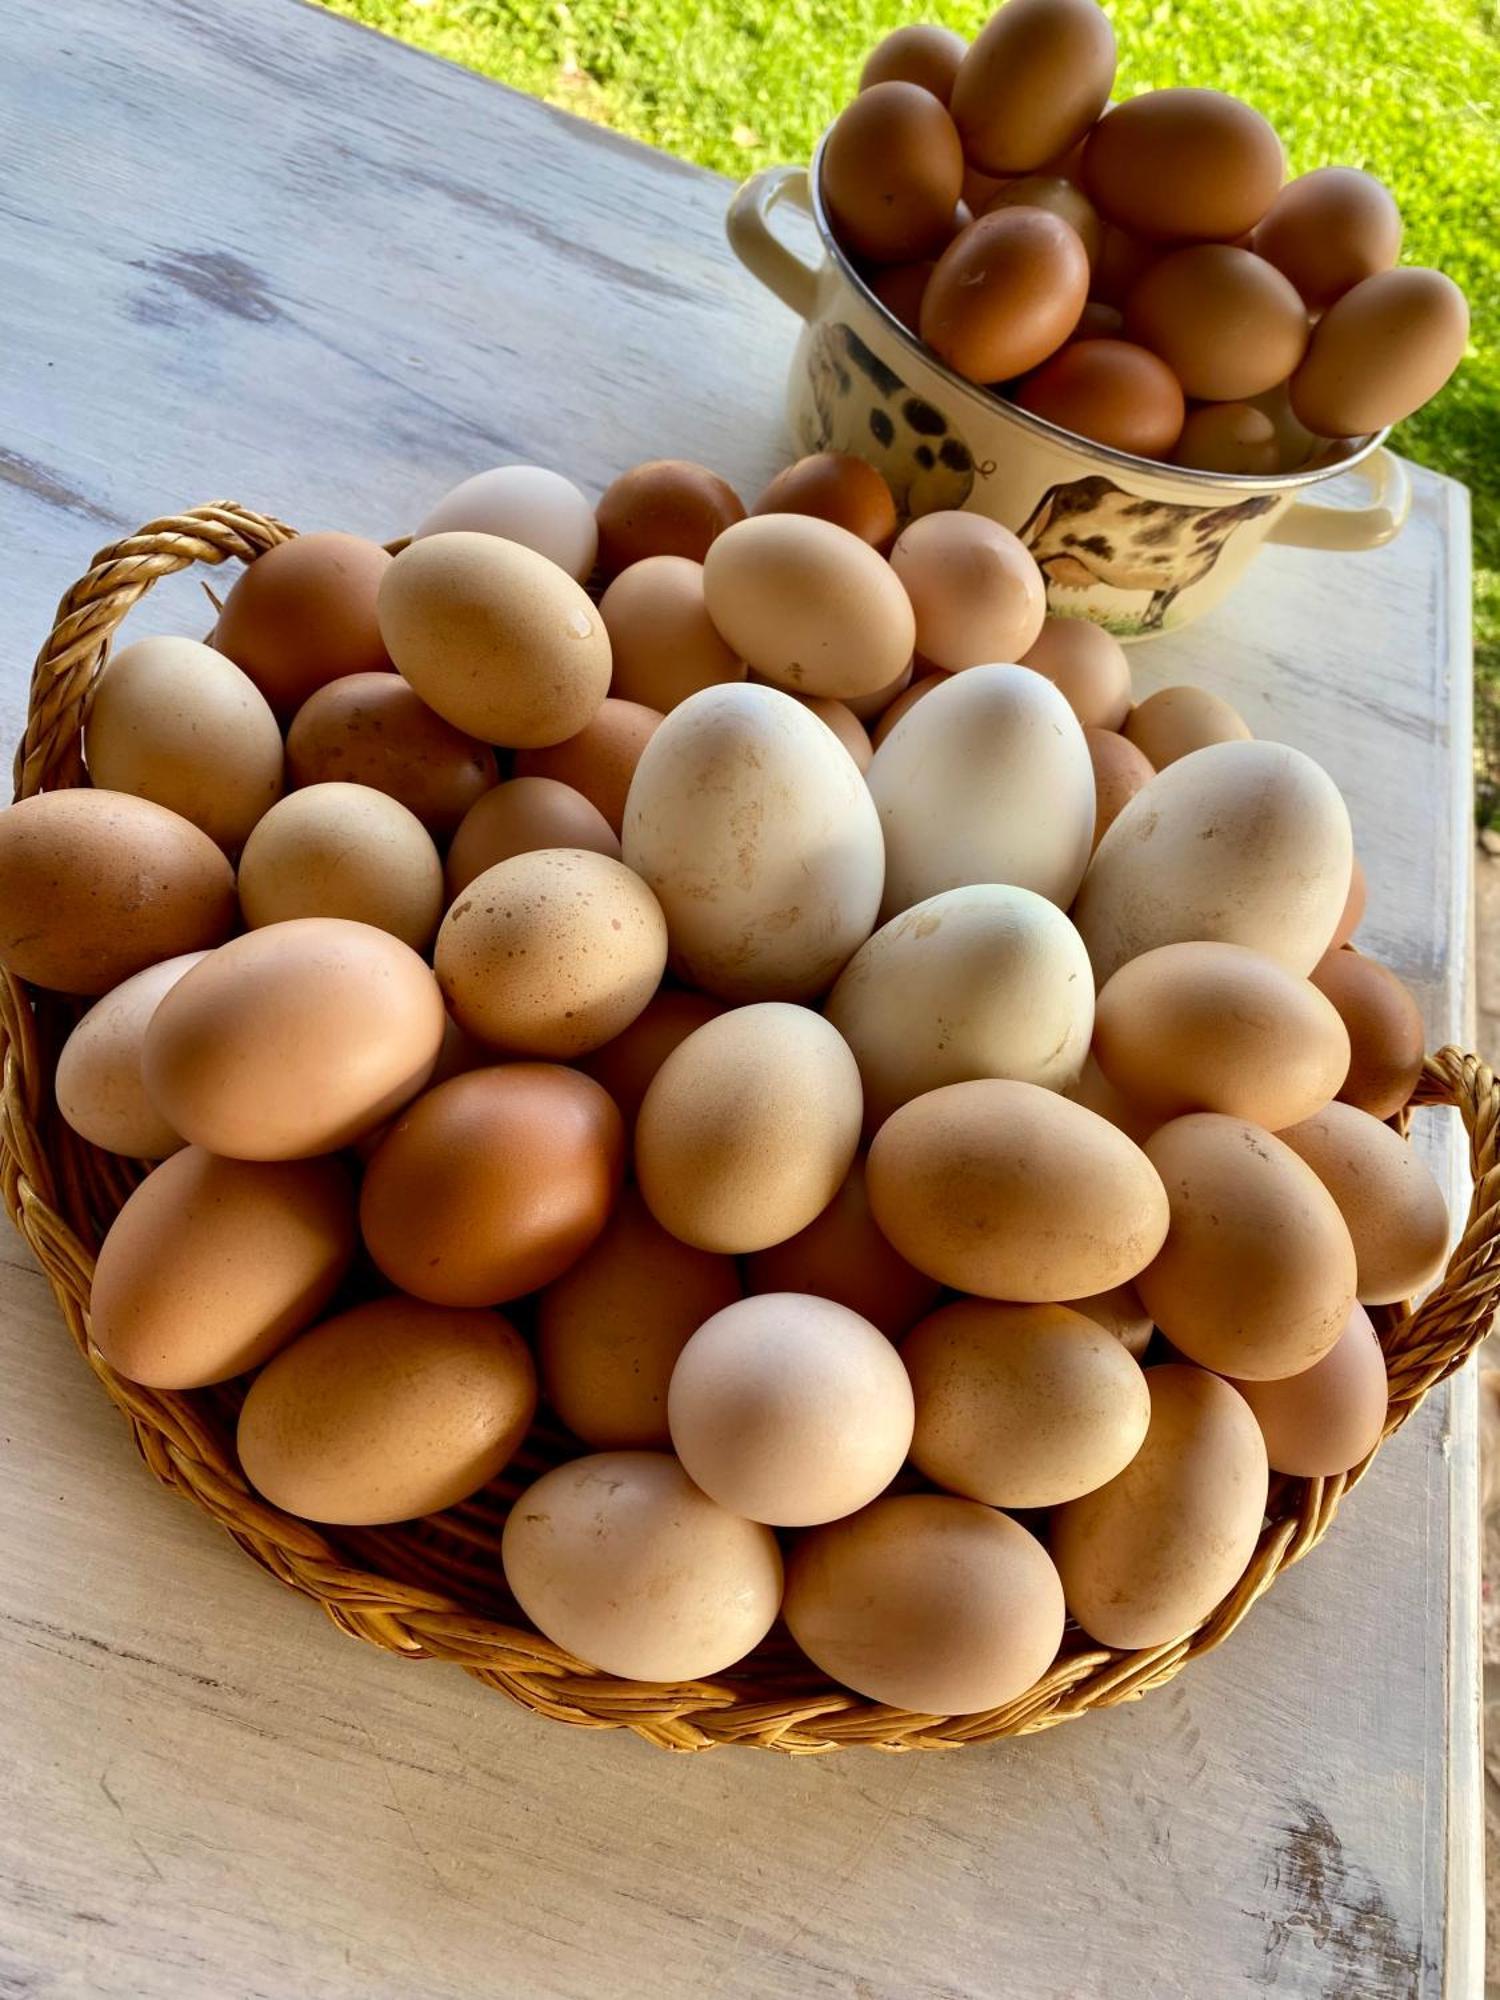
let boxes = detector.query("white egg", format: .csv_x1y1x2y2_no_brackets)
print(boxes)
413,465,598,581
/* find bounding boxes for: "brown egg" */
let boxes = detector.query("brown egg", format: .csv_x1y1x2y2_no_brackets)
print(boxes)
798,696,873,772
89,1150,355,1388
1022,617,1131,729
1091,226,1160,307
1229,1304,1388,1476
502,1451,782,1680
1125,246,1308,402
889,513,1046,672
1310,947,1426,1118
1066,1048,1159,1145
1329,855,1367,953
1250,381,1322,472
1173,402,1280,475
1016,339,1186,457
1138,1113,1358,1378
1123,684,1252,766
745,1156,940,1337
55,951,209,1159
286,672,497,839
143,918,445,1159
902,1299,1149,1506
1289,268,1470,438
869,260,935,335
237,783,444,951
1094,941,1351,1128
1277,1101,1449,1305
752,454,898,551
921,209,1090,383
871,671,949,748
950,0,1115,175
962,165,1006,213
1084,727,1154,848
238,1297,536,1525
537,1184,741,1448
378,532,611,747
821,81,965,263
1252,167,1403,311
983,175,1103,265
668,1293,914,1525
859,22,966,101
514,698,662,833
213,533,392,716
1069,1281,1153,1359
360,1065,624,1305
1051,1364,1268,1647
866,1078,1169,1300
579,987,727,1127
1076,300,1124,339
599,556,746,712
1082,89,1285,242
436,847,666,1058
846,657,916,722
783,1493,1065,1713
445,777,618,898
595,461,746,576
0,790,236,996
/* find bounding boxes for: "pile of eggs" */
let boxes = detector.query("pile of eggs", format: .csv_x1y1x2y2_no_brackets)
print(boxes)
3,450,1450,1714
821,0,1470,470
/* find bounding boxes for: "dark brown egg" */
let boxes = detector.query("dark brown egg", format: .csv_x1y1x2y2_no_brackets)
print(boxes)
1252,167,1402,311
1076,300,1124,339
286,672,497,838
870,259,935,334
1310,947,1426,1119
859,23,967,103
983,174,1102,266
1085,727,1155,849
1082,88,1285,242
1091,226,1160,307
822,81,966,263
214,532,393,717
1289,268,1470,438
950,0,1116,175
1173,402,1280,475
752,454,898,549
1015,338,1186,457
1125,246,1309,401
595,461,746,575
920,208,1090,383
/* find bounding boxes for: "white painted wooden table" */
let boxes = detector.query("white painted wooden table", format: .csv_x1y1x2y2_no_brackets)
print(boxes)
0,1,1480,1993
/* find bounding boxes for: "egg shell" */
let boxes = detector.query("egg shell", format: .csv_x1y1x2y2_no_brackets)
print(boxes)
378,532,611,748
870,260,935,335
821,81,965,263
286,672,498,840
360,1064,624,1306
983,176,1102,266
789,696,868,773
84,636,283,852
1252,167,1403,313
1249,381,1321,473
621,682,885,1002
435,847,667,1059
920,208,1090,384
599,556,746,712
903,1299,1149,1507
143,917,445,1159
1081,89,1285,243
1071,740,1354,984
1229,1304,1389,1476
0,790,237,996
1289,267,1469,438
1069,1281,1154,1359
237,1297,537,1526
668,1293,914,1526
1310,947,1426,1119
950,0,1115,175
1329,856,1367,953
870,670,949,748
514,698,662,833
635,1003,862,1254
825,883,1094,1131
1084,727,1155,849
594,461,746,576
1138,1113,1358,1378
1076,300,1125,339
55,951,210,1159
537,1184,741,1448
1172,402,1280,475
1022,617,1132,730
501,1451,783,1680
1094,942,1350,1130
214,533,392,716
444,778,618,901
867,664,1095,918
783,1492,1065,1713
237,782,444,951
413,465,598,581
1015,338,1186,458
1277,1101,1449,1306
1121,684,1252,768
702,515,915,701
751,454,898,551
859,23,967,102
1051,1364,1268,1648
888,512,1045,673
867,1077,1168,1299
579,987,726,1127
89,1149,355,1388
1065,1049,1160,1146
1124,246,1308,403
1090,225,1161,307
846,658,916,721
744,1155,940,1337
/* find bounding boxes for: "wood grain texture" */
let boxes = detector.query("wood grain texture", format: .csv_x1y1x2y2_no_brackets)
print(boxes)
0,0,1480,1993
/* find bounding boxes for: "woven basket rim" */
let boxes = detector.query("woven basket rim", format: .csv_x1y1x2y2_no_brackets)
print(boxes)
4,499,1495,1755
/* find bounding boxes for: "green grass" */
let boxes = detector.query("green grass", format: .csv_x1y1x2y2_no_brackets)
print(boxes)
321,0,1498,797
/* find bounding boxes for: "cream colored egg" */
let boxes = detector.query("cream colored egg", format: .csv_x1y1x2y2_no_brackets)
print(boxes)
1277,1101,1449,1306
55,951,209,1158
238,782,444,950
1229,1304,1389,1475
413,465,598,581
824,884,1093,1131
866,665,1094,918
621,683,884,1002
636,1003,863,1253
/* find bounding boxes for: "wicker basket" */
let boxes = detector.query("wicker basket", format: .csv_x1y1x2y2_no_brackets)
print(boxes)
6,500,1498,1755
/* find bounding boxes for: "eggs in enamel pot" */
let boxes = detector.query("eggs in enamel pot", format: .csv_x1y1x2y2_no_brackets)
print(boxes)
950,0,1116,176
821,80,965,264
1082,88,1285,243
920,207,1091,384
